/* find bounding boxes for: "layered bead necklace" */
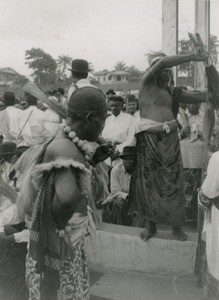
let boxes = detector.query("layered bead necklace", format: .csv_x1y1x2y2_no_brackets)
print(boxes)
60,123,95,169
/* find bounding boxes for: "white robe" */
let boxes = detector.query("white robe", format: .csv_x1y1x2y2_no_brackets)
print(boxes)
201,151,219,280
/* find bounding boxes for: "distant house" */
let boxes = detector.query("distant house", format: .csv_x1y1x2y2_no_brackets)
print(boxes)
95,70,129,84
0,67,22,87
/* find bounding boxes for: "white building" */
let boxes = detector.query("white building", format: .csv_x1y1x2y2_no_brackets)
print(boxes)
95,70,129,84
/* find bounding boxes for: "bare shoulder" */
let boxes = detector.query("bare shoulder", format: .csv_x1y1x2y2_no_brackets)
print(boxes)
43,138,85,163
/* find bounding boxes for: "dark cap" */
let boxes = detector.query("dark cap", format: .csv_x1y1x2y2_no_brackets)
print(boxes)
127,94,137,103
68,86,107,114
68,59,89,73
106,89,116,95
119,146,136,159
108,95,124,103
3,91,15,104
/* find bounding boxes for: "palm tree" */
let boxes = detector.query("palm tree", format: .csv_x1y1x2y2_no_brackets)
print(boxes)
57,55,72,78
113,60,127,71
88,62,95,73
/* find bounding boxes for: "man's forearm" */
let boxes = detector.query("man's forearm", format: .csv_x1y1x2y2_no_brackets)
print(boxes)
160,53,202,69
141,53,205,86
179,90,206,104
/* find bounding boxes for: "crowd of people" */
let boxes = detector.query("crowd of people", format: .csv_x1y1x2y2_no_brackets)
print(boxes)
0,50,218,300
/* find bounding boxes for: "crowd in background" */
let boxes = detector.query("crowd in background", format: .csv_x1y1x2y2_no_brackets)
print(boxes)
1,84,219,228
0,56,219,299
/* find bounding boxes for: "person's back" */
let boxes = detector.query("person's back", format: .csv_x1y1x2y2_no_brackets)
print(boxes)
43,100,60,137
67,59,97,101
19,98,47,146
0,91,23,144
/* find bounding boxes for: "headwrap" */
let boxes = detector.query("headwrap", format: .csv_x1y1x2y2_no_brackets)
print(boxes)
68,87,107,114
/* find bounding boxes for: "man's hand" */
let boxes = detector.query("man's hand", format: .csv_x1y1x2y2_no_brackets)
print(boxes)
188,33,208,62
92,143,116,165
110,149,120,161
180,126,190,139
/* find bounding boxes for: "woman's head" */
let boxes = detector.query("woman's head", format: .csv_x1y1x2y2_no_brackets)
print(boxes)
67,87,107,141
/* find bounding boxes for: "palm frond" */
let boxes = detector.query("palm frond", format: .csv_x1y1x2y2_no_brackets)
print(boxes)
23,82,67,119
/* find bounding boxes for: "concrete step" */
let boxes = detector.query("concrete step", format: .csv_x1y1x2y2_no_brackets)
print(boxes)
85,223,198,276
89,267,202,300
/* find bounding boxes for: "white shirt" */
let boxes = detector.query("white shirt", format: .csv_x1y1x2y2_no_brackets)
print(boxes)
67,78,97,101
60,96,68,109
102,112,136,153
0,106,23,143
43,108,60,137
19,106,47,146
111,163,131,196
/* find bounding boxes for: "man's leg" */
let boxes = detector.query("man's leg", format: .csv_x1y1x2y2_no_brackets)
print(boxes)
140,220,157,241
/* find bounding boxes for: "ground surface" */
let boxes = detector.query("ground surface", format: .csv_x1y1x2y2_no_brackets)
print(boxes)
90,267,203,300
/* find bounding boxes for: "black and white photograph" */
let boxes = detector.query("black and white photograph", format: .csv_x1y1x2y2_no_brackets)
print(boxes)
0,0,219,299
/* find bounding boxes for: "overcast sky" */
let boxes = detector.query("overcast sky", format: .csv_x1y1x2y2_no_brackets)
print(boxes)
0,0,219,77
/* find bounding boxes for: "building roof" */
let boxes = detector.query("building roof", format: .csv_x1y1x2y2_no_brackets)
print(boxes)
0,67,21,76
109,70,129,75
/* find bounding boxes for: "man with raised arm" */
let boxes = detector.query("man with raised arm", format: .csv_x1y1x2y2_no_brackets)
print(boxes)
129,46,211,241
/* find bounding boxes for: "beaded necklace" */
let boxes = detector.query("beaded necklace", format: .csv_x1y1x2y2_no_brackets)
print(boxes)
60,123,95,169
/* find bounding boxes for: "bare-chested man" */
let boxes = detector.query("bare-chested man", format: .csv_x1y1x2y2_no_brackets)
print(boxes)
129,48,211,241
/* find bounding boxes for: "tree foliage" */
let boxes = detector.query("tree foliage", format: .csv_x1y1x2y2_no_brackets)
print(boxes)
113,60,127,71
57,55,72,79
126,65,143,81
25,48,57,85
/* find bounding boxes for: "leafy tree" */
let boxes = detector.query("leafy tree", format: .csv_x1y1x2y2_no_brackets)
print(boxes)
126,65,143,81
57,55,72,79
88,62,95,73
178,34,219,78
113,61,127,71
25,48,57,85
209,34,219,66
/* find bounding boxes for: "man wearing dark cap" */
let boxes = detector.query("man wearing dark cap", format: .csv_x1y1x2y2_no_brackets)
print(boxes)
67,59,96,101
126,94,139,120
102,146,135,225
102,95,135,165
106,89,116,100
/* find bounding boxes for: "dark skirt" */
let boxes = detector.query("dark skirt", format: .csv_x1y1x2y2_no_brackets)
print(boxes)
102,196,131,226
0,228,28,300
129,130,185,227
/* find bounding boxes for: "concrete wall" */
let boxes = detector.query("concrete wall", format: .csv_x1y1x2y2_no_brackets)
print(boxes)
85,223,198,276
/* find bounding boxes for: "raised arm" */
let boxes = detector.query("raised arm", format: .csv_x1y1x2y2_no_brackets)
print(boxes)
141,52,207,87
179,89,215,104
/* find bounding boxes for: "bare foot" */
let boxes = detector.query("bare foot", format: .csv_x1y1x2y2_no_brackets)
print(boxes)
140,226,157,241
172,227,188,241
